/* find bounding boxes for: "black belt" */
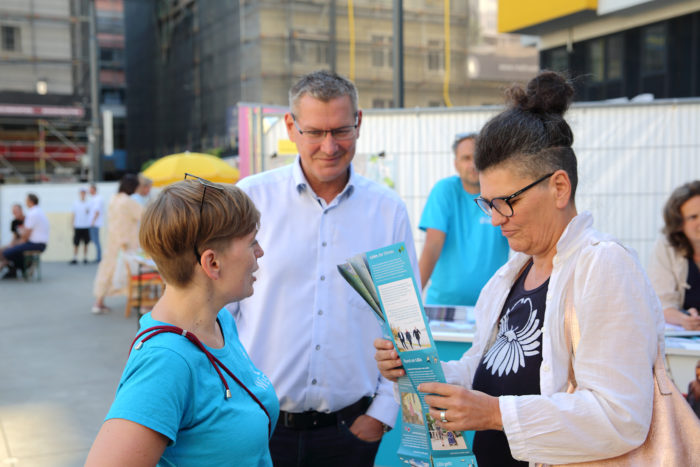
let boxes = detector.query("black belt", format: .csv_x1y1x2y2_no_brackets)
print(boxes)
277,396,373,430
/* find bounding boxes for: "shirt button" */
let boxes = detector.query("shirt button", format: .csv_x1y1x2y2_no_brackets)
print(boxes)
322,241,327,247
318,309,323,315
320,275,325,281
312,379,317,385
315,345,321,350
542,364,550,372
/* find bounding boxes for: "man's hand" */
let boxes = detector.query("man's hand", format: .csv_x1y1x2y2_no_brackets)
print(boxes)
349,414,384,442
374,338,404,382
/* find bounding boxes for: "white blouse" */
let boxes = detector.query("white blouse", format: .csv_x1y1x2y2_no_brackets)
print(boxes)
442,212,665,465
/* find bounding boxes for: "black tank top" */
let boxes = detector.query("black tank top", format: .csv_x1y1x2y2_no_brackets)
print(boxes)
471,261,549,467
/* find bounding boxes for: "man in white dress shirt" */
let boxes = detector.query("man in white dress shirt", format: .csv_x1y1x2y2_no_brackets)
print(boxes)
232,70,419,466
1,193,50,279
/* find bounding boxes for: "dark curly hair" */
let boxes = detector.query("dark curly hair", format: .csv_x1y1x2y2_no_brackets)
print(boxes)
662,180,700,257
475,70,578,199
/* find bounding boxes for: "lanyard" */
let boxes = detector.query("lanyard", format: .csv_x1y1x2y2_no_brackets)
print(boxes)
129,324,272,438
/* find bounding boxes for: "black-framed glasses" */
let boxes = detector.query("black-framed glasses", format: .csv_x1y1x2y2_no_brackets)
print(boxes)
475,172,554,218
184,173,224,263
291,113,358,143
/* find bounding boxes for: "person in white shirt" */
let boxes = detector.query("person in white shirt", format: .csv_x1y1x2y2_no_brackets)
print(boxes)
231,70,418,466
375,71,664,466
70,188,92,264
1,193,50,279
88,184,104,262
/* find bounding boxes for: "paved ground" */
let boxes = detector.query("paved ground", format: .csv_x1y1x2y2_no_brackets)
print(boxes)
0,261,138,467
0,261,405,467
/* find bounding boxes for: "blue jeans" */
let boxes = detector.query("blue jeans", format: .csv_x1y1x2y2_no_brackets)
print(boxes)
3,242,46,272
89,227,101,261
270,413,381,467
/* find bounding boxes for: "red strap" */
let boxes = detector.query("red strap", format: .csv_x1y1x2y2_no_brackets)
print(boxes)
129,325,272,437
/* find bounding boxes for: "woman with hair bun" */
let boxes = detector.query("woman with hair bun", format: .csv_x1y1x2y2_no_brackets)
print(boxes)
375,71,664,465
647,180,700,330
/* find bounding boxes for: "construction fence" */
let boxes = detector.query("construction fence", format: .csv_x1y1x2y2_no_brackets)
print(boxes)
241,98,700,267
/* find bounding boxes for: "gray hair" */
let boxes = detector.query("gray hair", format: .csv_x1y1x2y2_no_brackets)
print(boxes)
289,70,359,116
452,132,478,154
138,173,153,187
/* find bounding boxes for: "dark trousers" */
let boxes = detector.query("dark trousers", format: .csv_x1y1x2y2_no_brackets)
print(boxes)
4,242,46,272
271,400,381,467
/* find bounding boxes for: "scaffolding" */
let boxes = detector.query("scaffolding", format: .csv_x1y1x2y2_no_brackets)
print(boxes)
0,0,95,182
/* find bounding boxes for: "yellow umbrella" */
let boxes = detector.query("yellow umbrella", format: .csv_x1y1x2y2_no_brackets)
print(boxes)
143,152,240,187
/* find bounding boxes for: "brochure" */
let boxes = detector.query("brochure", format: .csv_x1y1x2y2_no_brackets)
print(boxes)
337,242,477,467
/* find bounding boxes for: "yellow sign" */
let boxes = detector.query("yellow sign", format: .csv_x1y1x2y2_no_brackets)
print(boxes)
277,139,298,156
498,0,597,33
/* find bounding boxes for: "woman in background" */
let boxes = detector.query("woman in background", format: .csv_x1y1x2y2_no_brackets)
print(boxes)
648,180,700,330
91,173,142,314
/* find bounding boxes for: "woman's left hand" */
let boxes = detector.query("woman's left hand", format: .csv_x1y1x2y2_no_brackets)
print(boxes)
419,382,503,432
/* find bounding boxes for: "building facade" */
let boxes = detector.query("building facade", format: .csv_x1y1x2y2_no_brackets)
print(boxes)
96,0,127,176
499,0,700,101
0,0,128,183
124,0,538,171
0,0,91,183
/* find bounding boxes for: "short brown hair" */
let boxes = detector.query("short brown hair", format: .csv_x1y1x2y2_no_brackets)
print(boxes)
139,180,260,287
662,180,700,257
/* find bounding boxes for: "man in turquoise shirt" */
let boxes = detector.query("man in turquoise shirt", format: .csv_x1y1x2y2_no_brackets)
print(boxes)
418,132,509,307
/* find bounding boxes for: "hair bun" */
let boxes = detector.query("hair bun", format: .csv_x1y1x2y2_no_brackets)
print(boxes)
507,71,574,116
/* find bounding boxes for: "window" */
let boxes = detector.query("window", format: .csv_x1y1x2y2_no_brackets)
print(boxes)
548,47,568,72
642,24,666,74
100,48,125,66
371,35,393,68
427,40,444,71
588,39,604,83
1,25,20,52
371,98,393,109
291,39,329,65
606,34,623,80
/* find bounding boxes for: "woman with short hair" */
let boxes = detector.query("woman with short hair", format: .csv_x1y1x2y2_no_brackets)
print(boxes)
86,177,278,466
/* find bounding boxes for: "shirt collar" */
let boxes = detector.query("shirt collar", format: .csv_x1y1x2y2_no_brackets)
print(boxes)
292,155,356,200
555,211,593,261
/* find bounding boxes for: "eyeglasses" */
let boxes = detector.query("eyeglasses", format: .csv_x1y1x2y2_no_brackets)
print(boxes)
184,173,224,263
475,172,554,218
291,113,358,143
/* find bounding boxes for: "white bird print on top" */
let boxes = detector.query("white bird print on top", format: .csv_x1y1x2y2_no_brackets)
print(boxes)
482,297,542,376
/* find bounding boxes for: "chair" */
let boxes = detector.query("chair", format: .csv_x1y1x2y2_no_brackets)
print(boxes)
124,263,165,318
22,250,43,282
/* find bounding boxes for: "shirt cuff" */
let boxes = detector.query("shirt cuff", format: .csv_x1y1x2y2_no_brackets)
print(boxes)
366,392,399,428
499,395,526,458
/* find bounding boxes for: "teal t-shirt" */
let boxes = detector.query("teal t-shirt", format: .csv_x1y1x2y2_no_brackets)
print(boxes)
419,176,509,306
106,309,279,466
